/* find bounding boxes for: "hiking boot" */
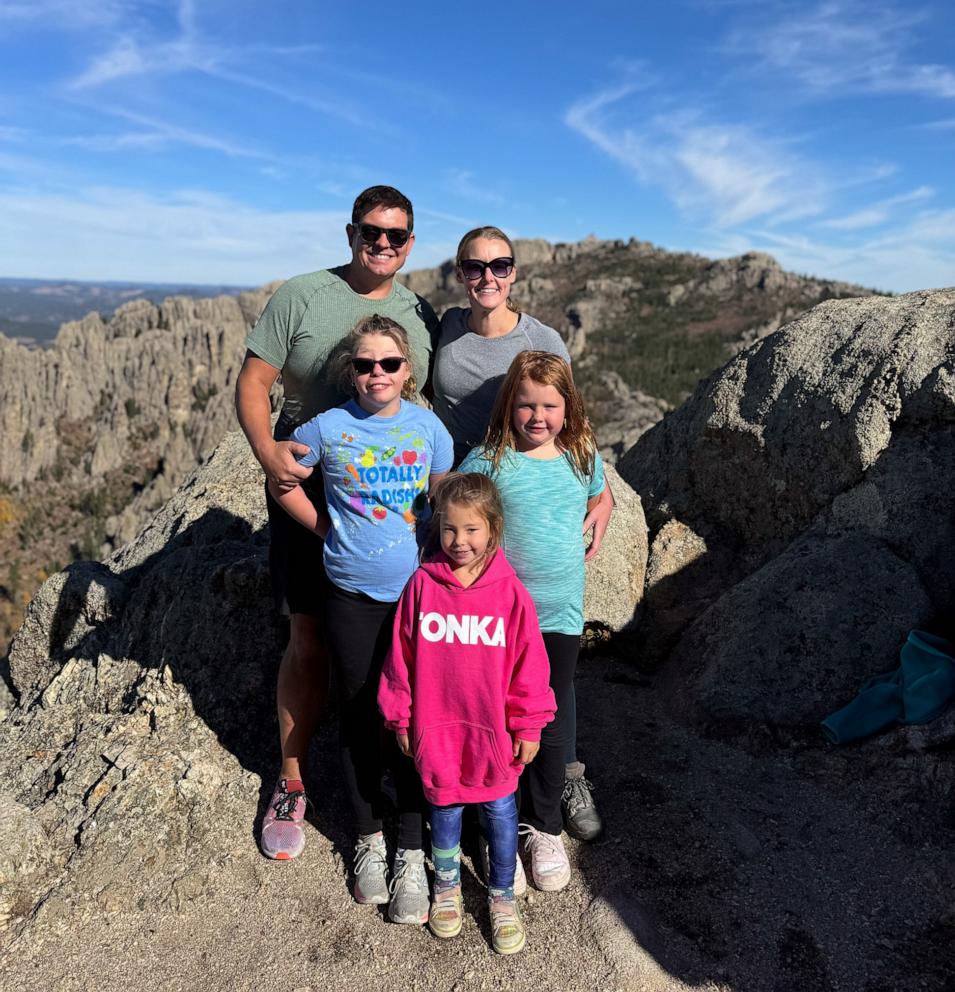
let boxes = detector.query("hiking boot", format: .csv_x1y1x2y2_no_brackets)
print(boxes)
260,778,307,861
519,825,571,892
561,772,603,841
429,885,464,939
353,832,389,904
388,848,429,925
479,839,527,897
488,892,526,955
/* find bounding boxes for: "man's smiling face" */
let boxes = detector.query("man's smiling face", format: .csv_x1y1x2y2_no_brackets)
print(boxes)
346,205,415,283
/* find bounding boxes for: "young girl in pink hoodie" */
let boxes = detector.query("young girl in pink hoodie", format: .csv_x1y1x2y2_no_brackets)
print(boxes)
378,473,556,955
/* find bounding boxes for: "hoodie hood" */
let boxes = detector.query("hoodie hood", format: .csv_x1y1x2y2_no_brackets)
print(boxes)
419,548,515,590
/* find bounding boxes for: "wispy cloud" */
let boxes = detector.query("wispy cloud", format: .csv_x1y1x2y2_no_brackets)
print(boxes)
86,106,282,162
739,208,955,292
205,67,383,131
444,169,505,206
66,8,381,131
0,186,351,284
727,1,955,100
821,185,934,230
566,83,829,227
0,1,128,28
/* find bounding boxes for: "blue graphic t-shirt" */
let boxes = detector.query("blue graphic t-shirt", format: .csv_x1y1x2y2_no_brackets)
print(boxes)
459,446,605,634
292,400,453,602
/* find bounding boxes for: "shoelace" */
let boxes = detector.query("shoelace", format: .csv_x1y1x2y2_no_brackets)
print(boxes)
389,857,427,897
271,785,305,821
518,824,565,867
353,837,388,876
562,776,596,817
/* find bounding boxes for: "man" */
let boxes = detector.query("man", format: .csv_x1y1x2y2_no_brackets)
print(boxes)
235,185,436,862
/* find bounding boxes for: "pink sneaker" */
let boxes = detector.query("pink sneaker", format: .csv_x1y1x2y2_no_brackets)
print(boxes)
260,778,307,860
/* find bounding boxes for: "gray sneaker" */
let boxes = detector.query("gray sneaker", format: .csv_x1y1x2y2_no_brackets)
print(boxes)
562,773,603,841
388,848,429,925
353,832,389,905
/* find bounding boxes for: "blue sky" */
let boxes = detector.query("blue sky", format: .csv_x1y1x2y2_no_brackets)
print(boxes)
0,0,953,292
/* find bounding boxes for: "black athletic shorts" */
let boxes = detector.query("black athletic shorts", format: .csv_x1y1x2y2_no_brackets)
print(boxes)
264,480,327,618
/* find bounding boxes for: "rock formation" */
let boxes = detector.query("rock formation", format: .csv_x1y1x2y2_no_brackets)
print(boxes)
0,285,276,528
618,288,955,748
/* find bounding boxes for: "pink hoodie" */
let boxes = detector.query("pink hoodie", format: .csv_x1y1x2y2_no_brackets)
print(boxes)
378,549,556,806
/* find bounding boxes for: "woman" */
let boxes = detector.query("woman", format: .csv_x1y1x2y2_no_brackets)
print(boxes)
432,226,570,468
431,226,610,861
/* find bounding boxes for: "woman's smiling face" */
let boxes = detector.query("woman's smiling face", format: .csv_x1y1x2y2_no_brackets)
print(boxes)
456,237,517,314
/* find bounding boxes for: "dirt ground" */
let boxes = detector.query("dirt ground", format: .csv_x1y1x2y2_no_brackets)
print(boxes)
1,647,951,992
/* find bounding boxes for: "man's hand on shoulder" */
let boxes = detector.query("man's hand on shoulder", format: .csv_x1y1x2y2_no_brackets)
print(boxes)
261,440,314,490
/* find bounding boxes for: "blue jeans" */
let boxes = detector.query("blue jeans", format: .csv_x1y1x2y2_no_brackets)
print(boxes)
431,793,518,890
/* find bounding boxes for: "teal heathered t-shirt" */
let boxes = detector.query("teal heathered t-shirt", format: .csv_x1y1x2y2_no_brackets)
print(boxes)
459,446,605,634
245,267,438,439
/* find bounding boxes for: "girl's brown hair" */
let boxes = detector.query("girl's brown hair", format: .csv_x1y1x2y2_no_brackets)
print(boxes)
425,472,505,562
482,350,596,479
331,313,417,400
455,225,520,314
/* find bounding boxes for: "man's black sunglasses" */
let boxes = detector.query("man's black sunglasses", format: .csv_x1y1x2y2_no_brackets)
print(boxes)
355,223,411,248
459,256,514,280
351,356,408,374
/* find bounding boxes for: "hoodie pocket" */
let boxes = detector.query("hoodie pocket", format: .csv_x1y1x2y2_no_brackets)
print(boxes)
415,721,512,791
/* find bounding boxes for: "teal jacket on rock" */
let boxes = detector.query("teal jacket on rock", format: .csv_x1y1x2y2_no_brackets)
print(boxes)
822,630,955,744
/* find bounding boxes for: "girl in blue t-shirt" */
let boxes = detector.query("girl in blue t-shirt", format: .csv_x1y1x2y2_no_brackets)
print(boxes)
460,350,604,894
270,313,452,925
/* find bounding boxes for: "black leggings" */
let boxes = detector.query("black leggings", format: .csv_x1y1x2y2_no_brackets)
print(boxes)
323,582,425,849
518,632,579,834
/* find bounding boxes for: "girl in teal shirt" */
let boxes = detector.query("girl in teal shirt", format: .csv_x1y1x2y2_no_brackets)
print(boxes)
461,350,604,893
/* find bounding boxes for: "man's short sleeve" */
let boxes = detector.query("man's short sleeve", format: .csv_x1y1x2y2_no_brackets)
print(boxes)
245,281,304,371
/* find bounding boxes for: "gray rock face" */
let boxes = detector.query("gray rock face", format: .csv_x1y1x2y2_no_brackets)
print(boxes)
1,431,278,933
583,464,648,632
596,372,671,464
618,288,955,733
665,534,932,729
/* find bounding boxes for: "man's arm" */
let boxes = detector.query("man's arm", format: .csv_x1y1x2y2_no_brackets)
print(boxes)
235,351,313,490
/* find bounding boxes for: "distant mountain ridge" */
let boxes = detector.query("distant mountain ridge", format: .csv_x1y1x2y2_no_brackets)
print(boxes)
0,277,253,348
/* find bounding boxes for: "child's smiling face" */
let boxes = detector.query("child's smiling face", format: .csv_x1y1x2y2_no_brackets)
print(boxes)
440,501,491,571
351,332,411,416
511,377,565,455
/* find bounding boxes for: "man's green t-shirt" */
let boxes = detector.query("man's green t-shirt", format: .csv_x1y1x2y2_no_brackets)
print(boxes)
245,266,438,439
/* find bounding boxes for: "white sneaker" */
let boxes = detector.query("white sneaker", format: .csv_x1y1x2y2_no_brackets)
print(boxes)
388,848,429,925
479,839,527,897
519,824,570,892
353,832,389,904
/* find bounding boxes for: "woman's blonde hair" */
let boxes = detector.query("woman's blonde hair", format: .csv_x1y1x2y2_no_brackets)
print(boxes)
455,225,520,314
330,313,417,400
425,472,504,562
482,350,596,479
